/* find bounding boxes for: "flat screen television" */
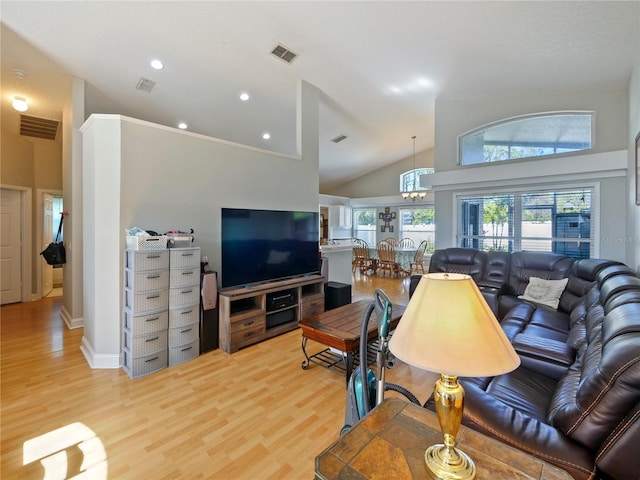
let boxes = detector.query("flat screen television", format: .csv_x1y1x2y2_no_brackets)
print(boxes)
221,208,320,289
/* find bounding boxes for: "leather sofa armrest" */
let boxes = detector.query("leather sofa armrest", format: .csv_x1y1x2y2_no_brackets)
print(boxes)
477,281,504,316
476,279,504,290
512,334,575,380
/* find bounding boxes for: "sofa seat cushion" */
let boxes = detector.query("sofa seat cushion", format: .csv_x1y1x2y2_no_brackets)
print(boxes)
499,301,570,344
528,307,570,334
498,302,534,340
467,367,557,422
520,324,568,342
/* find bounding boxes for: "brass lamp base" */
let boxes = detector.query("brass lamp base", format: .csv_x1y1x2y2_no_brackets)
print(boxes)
425,443,476,480
425,373,477,480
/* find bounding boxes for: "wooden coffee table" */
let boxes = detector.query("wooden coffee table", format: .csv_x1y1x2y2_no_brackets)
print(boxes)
299,299,406,385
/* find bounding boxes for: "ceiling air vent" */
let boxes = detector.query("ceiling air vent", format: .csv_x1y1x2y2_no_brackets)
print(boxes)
270,44,297,64
136,77,156,92
20,114,59,140
331,134,347,143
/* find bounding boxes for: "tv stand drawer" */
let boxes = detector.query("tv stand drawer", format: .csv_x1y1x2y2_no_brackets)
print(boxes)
301,296,324,319
229,314,265,334
230,324,265,347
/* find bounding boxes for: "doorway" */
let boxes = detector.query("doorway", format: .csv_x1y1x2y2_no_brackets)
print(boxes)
41,192,64,298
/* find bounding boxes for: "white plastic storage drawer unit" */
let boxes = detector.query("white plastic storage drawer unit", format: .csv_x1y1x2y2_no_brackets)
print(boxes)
125,249,170,271
168,247,201,366
123,248,169,378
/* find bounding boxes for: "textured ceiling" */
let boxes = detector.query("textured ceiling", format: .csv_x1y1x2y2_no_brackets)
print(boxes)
1,1,639,191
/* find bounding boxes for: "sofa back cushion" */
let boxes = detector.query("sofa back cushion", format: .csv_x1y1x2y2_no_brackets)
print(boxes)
595,264,636,284
507,251,573,297
558,259,617,313
480,251,510,286
599,274,640,307
429,248,486,281
547,303,640,452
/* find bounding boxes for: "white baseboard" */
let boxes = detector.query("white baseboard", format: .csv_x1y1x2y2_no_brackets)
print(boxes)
61,305,83,329
80,336,121,369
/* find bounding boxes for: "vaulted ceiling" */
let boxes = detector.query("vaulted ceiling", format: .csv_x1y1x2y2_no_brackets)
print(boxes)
2,1,639,191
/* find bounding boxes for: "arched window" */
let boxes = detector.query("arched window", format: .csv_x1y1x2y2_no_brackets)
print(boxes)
400,168,434,192
458,111,594,166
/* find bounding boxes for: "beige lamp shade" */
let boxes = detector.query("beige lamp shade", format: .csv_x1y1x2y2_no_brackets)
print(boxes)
389,273,520,377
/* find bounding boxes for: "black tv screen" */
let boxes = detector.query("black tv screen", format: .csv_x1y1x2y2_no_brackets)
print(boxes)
221,208,320,289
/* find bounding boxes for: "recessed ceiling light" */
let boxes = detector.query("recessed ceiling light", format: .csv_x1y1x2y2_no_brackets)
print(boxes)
239,92,250,101
150,59,164,70
12,96,28,112
262,133,271,140
178,122,187,130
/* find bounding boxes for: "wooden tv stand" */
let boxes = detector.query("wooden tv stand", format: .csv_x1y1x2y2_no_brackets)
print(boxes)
218,275,325,353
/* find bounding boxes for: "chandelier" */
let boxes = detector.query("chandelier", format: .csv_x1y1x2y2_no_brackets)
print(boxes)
402,136,426,202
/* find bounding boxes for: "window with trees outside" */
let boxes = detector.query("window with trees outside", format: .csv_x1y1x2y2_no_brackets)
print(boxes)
399,207,435,253
458,112,594,166
400,168,434,192
353,208,376,246
458,188,594,259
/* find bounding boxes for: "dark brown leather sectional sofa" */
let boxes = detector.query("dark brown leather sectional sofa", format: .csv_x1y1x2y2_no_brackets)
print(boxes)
409,248,640,480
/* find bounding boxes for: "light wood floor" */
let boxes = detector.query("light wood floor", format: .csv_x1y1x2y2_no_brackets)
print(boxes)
1,271,437,479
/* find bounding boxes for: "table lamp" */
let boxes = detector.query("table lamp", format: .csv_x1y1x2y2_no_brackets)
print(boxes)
388,273,520,480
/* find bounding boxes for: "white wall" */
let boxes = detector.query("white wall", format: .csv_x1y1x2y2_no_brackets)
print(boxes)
434,88,628,170
80,81,320,368
430,88,630,263
61,77,85,329
327,148,434,198
80,117,121,367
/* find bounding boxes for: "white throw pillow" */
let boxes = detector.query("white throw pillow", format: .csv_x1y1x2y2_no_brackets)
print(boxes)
518,276,569,309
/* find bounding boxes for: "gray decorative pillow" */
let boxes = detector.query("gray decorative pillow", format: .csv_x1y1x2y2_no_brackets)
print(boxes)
518,277,569,309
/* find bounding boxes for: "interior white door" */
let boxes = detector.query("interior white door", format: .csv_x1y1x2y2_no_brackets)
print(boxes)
1,188,22,304
42,194,54,296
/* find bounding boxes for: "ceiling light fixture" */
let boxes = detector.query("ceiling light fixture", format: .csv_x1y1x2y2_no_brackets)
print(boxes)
150,59,164,70
239,92,250,101
178,122,187,130
12,96,29,112
262,132,271,140
402,136,426,202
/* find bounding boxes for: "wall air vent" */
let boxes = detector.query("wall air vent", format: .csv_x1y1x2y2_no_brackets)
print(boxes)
136,77,156,92
270,44,297,64
20,114,59,140
331,134,347,143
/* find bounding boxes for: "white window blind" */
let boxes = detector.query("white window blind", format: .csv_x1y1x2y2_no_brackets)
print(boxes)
458,189,594,258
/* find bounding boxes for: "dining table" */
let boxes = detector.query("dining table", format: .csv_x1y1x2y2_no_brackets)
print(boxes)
368,247,416,273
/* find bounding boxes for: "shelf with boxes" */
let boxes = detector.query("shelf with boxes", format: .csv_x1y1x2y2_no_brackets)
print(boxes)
122,244,201,378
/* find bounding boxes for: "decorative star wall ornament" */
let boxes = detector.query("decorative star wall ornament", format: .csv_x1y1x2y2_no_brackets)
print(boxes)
379,207,396,232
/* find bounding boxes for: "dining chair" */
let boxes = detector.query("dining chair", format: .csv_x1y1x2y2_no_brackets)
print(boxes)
409,240,429,275
377,241,401,277
381,237,398,247
398,238,415,249
353,240,376,274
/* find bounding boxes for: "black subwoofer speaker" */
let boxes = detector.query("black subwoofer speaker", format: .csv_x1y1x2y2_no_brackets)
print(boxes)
324,281,352,311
